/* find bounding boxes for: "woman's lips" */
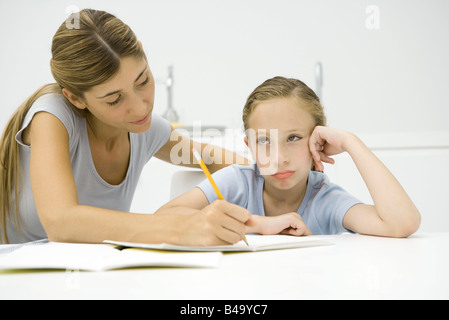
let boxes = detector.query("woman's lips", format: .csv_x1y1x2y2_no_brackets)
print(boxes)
132,113,150,125
272,170,295,180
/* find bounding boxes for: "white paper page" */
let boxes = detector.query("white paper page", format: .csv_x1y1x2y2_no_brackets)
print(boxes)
105,235,333,252
0,242,221,271
0,239,48,255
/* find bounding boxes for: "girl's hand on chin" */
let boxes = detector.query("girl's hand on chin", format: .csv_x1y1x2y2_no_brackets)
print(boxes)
309,126,356,172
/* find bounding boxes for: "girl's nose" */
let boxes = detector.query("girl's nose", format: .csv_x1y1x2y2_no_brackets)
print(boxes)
276,143,290,165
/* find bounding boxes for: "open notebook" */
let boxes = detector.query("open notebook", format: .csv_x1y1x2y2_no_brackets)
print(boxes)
0,236,332,272
0,242,221,272
105,235,333,252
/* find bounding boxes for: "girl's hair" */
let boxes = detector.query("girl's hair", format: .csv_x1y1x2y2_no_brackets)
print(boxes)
242,76,326,130
0,9,146,243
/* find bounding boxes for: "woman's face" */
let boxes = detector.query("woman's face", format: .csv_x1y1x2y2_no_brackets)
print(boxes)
80,57,155,134
245,97,316,191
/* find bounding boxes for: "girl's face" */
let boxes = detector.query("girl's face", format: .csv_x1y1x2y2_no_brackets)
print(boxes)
245,97,315,190
80,57,155,134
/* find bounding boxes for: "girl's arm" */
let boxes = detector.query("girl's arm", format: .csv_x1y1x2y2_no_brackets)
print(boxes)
309,126,421,238
156,188,313,236
28,112,248,246
155,127,250,173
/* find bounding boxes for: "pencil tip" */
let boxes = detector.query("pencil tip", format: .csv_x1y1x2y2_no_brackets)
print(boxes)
192,148,202,161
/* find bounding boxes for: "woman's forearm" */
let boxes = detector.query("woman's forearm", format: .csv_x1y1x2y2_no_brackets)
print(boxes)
44,204,189,244
199,142,250,173
155,205,200,216
158,129,250,174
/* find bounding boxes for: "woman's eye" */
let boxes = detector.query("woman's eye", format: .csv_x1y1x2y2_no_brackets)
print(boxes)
107,95,121,106
139,76,150,87
257,137,270,145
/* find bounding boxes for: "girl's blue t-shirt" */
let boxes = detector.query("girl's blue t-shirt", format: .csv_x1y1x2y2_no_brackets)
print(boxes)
197,163,362,235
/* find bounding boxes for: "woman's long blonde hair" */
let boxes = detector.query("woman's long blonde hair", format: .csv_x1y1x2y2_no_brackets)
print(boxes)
0,9,146,243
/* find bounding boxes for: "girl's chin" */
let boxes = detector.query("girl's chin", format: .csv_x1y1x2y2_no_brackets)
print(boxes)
270,180,295,190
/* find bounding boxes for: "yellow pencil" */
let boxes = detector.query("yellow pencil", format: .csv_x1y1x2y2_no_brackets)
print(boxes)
192,148,249,246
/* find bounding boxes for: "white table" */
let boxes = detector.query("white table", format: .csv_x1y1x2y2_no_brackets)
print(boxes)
1,233,448,300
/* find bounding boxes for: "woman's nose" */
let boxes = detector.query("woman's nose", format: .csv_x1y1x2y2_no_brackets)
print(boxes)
129,93,147,116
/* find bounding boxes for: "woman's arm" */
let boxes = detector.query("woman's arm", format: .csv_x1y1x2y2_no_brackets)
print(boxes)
155,127,250,173
156,188,313,236
309,126,421,238
28,113,248,245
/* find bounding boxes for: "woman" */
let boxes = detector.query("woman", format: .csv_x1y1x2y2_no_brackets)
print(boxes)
0,9,250,245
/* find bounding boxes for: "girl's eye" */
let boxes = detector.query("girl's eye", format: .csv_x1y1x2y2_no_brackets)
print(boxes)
288,135,301,142
107,95,121,106
257,137,270,145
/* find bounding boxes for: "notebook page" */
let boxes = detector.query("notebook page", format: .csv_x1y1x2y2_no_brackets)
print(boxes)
105,235,333,252
0,242,221,271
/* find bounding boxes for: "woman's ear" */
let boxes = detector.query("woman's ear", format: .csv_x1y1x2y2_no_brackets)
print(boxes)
62,88,87,110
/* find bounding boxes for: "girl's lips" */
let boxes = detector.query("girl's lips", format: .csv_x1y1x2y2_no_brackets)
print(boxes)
132,113,150,125
272,170,295,180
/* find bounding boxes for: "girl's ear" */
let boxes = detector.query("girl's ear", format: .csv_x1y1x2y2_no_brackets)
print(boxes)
62,88,88,110
244,136,249,147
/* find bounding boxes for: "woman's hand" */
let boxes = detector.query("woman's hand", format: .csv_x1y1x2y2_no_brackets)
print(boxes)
246,212,313,236
308,126,354,172
180,200,251,246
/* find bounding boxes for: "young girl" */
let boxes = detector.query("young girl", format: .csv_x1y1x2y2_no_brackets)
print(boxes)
0,9,250,245
156,76,421,238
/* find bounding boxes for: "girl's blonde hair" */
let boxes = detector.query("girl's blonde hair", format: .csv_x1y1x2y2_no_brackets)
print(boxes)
242,76,326,130
0,9,146,243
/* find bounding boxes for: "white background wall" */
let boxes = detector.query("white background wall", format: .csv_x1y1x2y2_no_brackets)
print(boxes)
1,0,448,231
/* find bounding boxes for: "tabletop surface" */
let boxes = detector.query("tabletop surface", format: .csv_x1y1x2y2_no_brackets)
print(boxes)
1,232,448,300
